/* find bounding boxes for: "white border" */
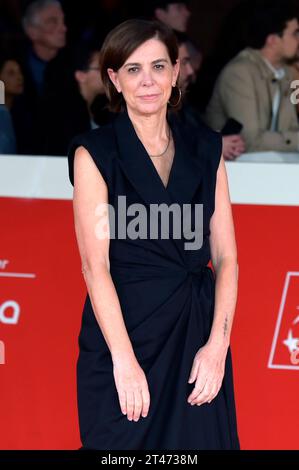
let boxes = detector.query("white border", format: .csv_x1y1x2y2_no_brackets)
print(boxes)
0,155,299,205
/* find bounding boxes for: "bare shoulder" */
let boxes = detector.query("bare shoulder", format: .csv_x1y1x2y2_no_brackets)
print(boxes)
73,145,108,201
214,154,230,205
72,144,110,272
67,123,115,187
210,154,233,235
73,145,108,216
209,155,237,266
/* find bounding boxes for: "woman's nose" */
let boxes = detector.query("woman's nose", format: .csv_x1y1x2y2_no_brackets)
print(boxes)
141,71,154,85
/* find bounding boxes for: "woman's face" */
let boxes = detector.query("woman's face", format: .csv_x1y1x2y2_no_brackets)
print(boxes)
0,60,24,96
107,38,180,115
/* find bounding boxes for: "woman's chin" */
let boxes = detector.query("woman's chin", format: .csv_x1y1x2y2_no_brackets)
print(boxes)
134,101,166,115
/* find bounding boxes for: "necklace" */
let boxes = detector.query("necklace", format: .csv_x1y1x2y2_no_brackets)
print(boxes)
148,126,172,158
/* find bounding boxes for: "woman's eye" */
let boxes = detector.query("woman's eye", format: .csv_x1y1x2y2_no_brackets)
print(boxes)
154,64,164,70
127,64,165,73
128,67,139,73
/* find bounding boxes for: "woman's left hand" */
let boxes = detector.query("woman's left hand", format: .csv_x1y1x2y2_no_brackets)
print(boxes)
187,341,229,406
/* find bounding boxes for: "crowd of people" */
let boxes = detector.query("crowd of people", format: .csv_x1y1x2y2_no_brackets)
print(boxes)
1,0,299,159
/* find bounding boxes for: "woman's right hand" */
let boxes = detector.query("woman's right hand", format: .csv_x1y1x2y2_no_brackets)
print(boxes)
112,355,151,421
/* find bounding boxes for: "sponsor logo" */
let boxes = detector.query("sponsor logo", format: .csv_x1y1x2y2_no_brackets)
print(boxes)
268,272,299,370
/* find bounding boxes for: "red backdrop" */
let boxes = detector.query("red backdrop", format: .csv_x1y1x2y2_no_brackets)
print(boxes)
0,196,298,449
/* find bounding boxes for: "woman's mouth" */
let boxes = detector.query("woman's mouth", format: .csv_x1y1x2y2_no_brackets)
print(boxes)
138,94,160,101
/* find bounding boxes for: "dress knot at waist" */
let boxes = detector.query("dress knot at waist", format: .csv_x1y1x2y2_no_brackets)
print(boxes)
185,265,213,279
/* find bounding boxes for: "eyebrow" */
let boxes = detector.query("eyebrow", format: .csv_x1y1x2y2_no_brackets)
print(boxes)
123,58,168,68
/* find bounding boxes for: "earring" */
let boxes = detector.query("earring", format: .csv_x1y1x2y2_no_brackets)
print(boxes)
168,84,182,107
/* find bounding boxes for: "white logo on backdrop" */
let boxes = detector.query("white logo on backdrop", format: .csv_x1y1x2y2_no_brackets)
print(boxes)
268,272,299,370
0,260,37,365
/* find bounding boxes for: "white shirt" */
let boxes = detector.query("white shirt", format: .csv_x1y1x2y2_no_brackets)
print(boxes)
261,56,286,132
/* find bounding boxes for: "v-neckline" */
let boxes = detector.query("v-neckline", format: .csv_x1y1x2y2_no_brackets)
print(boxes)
113,106,203,208
133,114,177,193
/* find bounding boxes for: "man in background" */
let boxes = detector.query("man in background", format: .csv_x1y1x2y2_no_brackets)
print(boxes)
177,32,245,160
150,0,191,33
43,40,113,156
205,0,299,153
19,0,68,153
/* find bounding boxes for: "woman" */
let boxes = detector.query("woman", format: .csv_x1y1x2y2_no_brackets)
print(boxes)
68,18,240,450
0,56,24,111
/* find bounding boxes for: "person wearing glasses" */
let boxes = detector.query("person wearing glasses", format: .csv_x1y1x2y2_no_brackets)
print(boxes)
43,40,113,156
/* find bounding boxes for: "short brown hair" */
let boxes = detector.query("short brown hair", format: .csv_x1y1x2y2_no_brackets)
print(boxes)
99,18,181,113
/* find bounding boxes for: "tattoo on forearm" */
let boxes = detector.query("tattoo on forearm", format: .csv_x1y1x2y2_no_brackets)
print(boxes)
223,315,229,337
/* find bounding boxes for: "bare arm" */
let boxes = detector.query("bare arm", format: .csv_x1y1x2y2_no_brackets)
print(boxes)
73,145,135,363
73,145,150,421
208,154,238,348
187,155,238,406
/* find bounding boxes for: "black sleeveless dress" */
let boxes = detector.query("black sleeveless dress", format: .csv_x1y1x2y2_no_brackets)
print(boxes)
67,106,240,450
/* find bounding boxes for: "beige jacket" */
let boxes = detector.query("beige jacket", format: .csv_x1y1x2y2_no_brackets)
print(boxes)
205,48,299,152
